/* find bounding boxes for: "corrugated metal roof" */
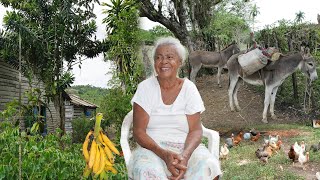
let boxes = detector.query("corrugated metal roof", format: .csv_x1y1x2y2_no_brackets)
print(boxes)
69,94,98,108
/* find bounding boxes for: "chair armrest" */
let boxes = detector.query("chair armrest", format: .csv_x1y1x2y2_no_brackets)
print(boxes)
120,110,133,169
202,125,220,160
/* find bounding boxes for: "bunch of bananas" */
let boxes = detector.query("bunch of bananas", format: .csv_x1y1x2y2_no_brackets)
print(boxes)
82,113,120,179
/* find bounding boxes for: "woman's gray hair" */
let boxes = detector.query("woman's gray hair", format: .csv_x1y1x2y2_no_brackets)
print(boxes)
152,36,187,64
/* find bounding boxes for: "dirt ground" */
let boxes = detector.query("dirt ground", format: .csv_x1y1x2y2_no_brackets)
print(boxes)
194,73,319,180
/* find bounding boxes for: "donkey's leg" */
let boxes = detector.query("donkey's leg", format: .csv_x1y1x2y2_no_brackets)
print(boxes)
262,86,272,123
190,64,202,83
228,76,238,112
217,66,222,88
270,86,279,120
234,79,242,111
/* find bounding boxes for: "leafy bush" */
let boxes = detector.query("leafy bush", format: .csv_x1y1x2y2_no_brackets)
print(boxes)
0,122,84,179
71,116,95,143
100,88,132,138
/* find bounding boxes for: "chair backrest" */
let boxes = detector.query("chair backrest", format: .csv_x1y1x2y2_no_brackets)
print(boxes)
120,110,220,169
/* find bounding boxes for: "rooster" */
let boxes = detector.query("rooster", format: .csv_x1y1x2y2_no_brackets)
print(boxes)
251,132,261,142
300,141,306,153
293,141,302,155
233,131,244,145
316,171,320,180
288,145,299,165
219,143,229,160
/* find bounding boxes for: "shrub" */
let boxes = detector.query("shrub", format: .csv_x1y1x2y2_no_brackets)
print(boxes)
0,122,84,179
71,116,95,143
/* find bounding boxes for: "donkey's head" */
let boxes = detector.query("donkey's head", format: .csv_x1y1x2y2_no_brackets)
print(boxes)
302,56,318,81
232,44,240,54
300,47,318,81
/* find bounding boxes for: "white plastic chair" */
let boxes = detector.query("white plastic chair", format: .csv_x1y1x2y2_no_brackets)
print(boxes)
120,110,220,169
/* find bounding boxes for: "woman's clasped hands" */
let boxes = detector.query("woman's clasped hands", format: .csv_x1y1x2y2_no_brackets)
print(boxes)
162,149,189,180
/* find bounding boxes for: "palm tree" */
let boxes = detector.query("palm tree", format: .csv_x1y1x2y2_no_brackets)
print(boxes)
295,11,305,24
250,4,260,32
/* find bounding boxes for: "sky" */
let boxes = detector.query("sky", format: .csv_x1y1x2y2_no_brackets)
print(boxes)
1,0,319,88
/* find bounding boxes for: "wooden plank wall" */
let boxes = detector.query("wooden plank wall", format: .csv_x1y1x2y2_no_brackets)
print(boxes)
65,104,74,133
73,106,84,119
0,60,60,133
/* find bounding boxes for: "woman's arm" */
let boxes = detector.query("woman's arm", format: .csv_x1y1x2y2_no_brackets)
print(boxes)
182,112,203,160
132,103,183,176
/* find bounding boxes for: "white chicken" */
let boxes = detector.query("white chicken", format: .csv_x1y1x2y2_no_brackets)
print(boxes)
300,141,306,153
269,135,279,144
316,172,320,180
298,151,309,170
294,141,302,154
219,143,229,160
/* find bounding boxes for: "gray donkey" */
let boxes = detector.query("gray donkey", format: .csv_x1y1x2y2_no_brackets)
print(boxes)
227,48,318,123
189,43,240,87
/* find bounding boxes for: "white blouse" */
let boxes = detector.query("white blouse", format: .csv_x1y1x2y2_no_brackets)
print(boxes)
131,76,205,143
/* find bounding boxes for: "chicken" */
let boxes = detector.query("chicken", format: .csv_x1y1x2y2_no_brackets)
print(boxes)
300,141,306,153
255,143,272,163
316,171,320,180
233,131,244,145
243,132,251,140
269,135,280,144
310,141,320,152
293,141,302,154
251,132,261,142
288,145,299,165
270,140,282,153
249,128,258,136
219,143,229,160
225,133,234,148
298,151,309,170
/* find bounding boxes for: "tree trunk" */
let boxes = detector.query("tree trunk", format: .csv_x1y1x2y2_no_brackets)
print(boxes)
140,0,194,51
288,34,298,100
54,93,66,134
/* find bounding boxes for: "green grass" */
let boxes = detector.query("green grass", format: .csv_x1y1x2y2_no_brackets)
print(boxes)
220,124,320,179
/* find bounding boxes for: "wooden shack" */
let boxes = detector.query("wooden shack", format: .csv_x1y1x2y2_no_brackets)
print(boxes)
0,59,60,133
64,93,98,132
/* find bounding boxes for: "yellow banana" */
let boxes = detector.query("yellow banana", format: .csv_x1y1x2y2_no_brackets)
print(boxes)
100,131,120,155
88,140,97,168
105,165,118,174
95,146,106,175
83,164,92,178
85,130,93,140
103,144,114,164
93,144,101,174
82,138,90,163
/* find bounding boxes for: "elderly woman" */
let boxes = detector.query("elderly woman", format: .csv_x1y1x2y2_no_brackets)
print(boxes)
128,37,221,180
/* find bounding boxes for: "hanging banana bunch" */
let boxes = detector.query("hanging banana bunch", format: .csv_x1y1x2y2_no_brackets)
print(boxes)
82,113,120,179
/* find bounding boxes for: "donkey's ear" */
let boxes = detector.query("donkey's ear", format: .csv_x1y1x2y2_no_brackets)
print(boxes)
300,46,305,53
305,47,310,55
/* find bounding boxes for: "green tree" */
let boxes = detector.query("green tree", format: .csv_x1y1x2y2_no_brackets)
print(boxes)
102,0,143,94
295,11,305,24
1,0,102,133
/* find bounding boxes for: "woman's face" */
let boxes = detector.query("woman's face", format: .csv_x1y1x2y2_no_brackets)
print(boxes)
154,44,181,79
